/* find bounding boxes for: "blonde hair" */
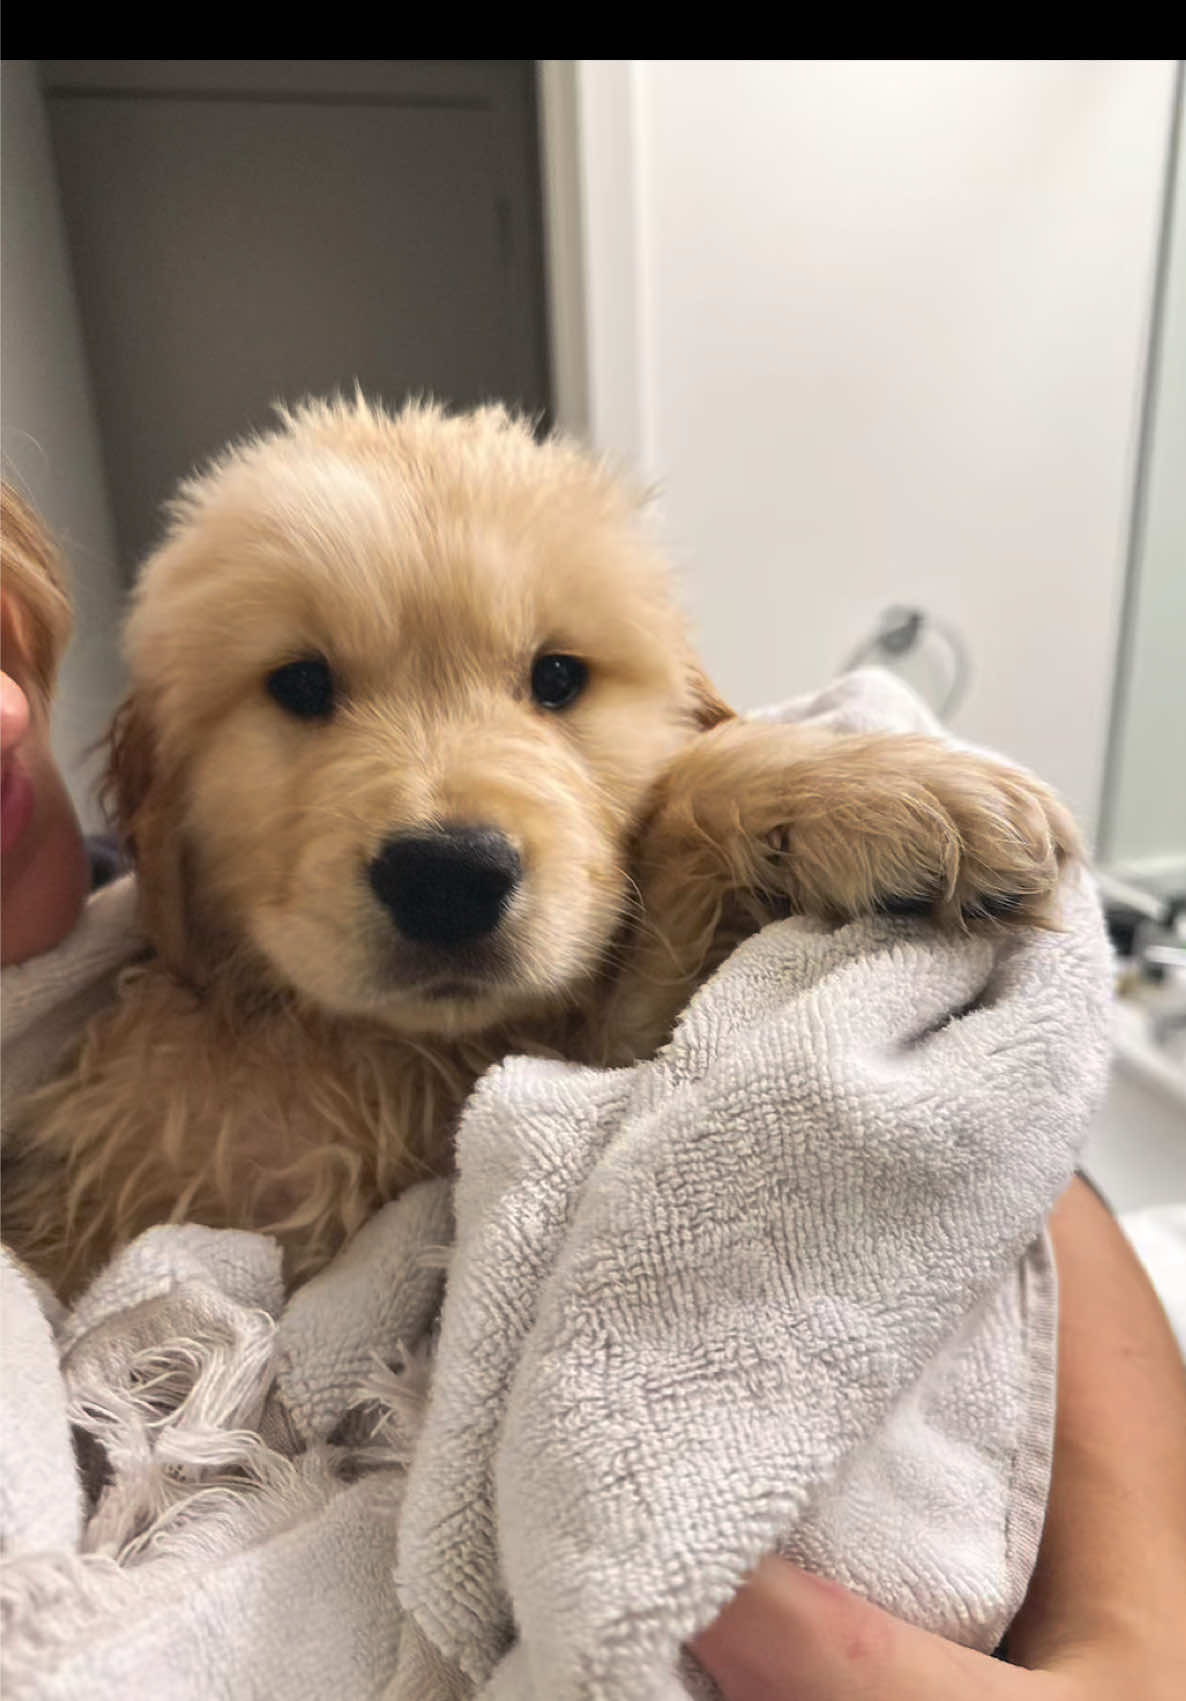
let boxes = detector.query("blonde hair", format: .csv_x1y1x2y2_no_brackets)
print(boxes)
1,483,73,699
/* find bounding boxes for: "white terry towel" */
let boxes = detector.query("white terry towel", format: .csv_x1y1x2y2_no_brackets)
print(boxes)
0,1208,436,1701
0,673,1114,1700
1,874,142,1133
393,677,1114,1700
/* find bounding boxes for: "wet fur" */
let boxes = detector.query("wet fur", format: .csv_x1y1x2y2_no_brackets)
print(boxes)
2,398,1080,1296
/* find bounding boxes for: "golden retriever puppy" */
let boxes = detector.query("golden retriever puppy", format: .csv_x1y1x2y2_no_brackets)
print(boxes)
2,398,1078,1296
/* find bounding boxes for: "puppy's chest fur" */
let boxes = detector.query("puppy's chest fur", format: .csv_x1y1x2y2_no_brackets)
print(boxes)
4,711,1078,1301
4,926,725,1299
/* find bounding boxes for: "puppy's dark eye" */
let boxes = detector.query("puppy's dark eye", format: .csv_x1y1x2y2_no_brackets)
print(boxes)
531,653,588,710
266,656,335,720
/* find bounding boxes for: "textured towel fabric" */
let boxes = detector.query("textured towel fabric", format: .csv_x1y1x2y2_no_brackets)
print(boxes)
1,874,142,1133
0,672,1115,1700
0,1194,445,1701
392,861,1111,1700
272,1185,453,1449
0,1252,82,1560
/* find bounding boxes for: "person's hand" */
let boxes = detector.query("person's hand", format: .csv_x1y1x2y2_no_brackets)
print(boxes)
691,1554,1177,1700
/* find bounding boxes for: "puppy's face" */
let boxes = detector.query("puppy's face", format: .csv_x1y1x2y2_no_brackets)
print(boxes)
115,400,726,1035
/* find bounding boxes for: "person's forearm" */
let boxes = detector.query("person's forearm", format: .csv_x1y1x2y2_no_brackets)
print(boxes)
693,1176,1186,1700
1006,1177,1186,1678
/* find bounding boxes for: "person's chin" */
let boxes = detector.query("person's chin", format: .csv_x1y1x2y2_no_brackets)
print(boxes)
1,755,36,858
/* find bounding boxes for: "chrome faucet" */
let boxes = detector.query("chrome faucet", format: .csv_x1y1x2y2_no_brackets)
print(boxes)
1098,873,1186,1052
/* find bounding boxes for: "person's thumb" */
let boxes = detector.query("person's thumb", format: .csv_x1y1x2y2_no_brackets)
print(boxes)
690,1557,1032,1701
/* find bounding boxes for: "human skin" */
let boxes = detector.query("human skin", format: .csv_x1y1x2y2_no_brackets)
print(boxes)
692,1177,1186,1699
1,594,89,967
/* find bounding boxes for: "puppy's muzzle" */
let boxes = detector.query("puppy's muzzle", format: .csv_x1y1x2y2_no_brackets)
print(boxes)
368,827,521,947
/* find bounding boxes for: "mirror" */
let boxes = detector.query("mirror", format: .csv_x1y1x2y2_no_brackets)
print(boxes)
1098,78,1186,900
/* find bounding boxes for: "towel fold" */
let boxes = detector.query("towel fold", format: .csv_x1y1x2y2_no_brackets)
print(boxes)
393,857,1110,1698
0,671,1115,1701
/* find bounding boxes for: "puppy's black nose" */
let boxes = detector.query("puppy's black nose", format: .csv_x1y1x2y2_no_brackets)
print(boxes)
368,828,521,946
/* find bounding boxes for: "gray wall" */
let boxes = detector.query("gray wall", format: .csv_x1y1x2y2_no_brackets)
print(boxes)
2,60,127,832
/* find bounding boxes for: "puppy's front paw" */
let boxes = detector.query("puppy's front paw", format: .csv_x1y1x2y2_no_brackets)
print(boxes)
922,754,1081,927
633,722,1080,944
781,740,1082,930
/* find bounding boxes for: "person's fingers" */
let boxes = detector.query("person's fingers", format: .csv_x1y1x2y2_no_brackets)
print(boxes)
690,1558,1042,1701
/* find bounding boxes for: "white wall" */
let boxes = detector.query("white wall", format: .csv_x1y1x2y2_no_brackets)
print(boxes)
7,60,1175,848
571,60,1177,843
1105,81,1186,870
2,60,125,832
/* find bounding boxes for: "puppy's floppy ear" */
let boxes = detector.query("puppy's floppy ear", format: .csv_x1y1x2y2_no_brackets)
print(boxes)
685,662,735,731
104,693,206,982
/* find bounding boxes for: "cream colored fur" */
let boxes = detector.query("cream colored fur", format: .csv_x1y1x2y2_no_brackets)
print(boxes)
2,398,1079,1296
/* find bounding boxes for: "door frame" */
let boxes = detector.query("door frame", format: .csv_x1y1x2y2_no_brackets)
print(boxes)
537,61,649,472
